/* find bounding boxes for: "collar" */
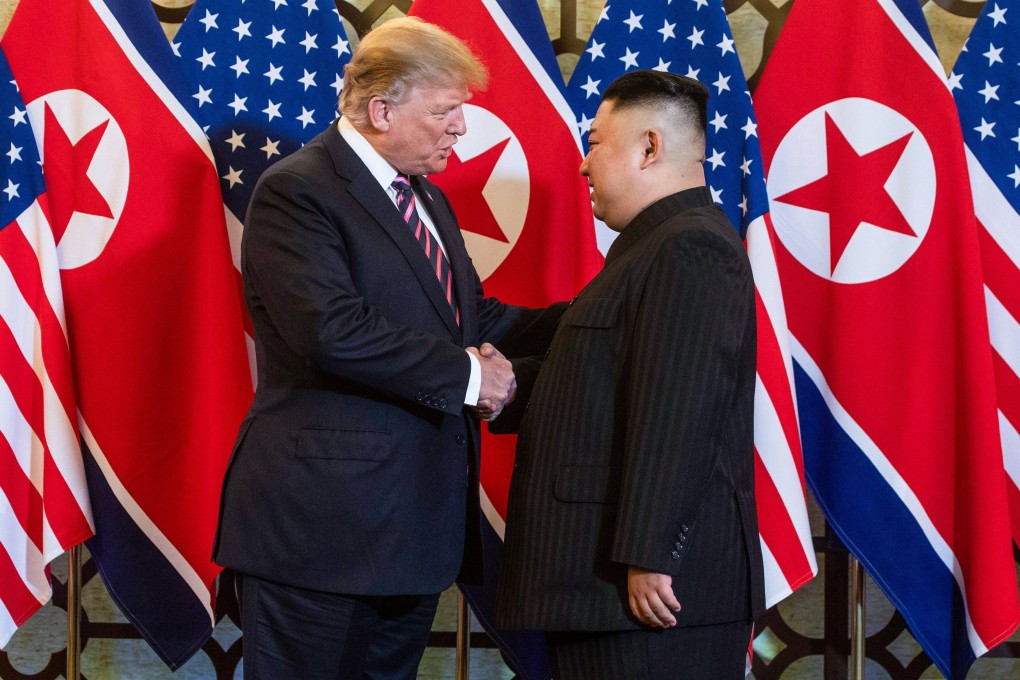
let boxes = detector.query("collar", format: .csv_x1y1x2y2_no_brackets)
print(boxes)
337,117,402,192
604,186,717,267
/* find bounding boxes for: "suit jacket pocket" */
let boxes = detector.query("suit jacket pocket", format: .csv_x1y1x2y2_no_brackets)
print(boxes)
296,427,394,461
554,465,618,504
563,297,620,329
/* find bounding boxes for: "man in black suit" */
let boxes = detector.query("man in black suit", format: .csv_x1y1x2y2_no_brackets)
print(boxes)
213,17,561,679
494,70,764,679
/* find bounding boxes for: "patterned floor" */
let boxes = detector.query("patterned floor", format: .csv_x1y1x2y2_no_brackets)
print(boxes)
4,531,1019,679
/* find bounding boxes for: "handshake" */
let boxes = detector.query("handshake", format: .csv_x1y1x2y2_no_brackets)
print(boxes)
466,343,516,421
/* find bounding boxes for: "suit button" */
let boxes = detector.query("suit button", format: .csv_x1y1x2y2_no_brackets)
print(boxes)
674,542,683,550
678,534,686,543
681,524,689,533
671,550,681,559
439,398,448,409
416,391,425,402
455,434,466,446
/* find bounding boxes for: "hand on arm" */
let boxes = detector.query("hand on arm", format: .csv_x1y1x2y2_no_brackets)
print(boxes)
467,343,516,421
627,566,681,628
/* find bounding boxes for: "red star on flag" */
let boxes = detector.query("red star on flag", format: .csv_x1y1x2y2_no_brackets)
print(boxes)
43,103,114,241
434,137,511,243
775,112,915,273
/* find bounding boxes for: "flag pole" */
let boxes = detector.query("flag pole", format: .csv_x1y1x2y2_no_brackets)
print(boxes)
456,591,471,680
850,557,865,680
67,546,82,680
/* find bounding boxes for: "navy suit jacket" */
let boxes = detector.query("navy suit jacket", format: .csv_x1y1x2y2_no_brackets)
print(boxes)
213,123,559,595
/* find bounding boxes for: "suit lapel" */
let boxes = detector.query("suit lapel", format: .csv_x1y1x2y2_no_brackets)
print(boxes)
323,127,462,339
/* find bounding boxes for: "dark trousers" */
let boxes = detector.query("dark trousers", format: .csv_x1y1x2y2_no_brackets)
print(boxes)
237,572,440,680
549,620,752,680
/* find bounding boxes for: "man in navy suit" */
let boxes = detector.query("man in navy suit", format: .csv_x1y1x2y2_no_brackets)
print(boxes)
213,17,562,679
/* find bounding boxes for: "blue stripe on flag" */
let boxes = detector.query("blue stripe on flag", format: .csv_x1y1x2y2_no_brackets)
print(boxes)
490,0,563,93
82,445,212,670
884,0,938,54
97,0,205,122
794,361,976,678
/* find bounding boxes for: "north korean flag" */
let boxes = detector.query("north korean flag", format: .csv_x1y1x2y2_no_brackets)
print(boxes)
408,1,603,677
3,0,253,668
755,0,1019,676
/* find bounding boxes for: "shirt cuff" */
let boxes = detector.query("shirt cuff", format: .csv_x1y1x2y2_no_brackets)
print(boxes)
464,350,481,405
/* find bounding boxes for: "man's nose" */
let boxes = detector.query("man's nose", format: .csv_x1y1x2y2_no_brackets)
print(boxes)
579,155,590,176
449,107,467,136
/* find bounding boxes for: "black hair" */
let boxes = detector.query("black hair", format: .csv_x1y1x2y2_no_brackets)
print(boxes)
602,70,709,135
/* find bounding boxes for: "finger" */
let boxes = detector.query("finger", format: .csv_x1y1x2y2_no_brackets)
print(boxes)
647,595,677,627
658,584,682,613
630,593,664,628
466,346,481,357
638,600,668,628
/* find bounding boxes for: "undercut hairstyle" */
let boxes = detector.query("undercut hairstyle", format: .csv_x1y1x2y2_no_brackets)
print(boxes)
339,17,488,128
602,70,710,137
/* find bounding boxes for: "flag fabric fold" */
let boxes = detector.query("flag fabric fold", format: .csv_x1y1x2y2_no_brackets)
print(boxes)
408,0,603,676
566,0,818,612
952,0,1020,549
2,0,253,667
755,0,1020,676
0,47,93,650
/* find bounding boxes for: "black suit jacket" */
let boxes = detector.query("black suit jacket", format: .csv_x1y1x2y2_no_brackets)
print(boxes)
495,187,765,630
213,123,560,596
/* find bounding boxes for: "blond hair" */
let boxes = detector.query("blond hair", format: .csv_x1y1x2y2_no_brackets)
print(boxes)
339,17,488,127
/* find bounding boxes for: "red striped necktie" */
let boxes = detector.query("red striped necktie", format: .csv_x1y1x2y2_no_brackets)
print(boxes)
391,173,460,326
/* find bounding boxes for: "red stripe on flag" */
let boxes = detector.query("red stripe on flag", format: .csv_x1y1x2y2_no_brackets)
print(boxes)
977,223,1020,321
0,432,43,552
0,221,77,425
0,264,90,548
755,290,804,478
993,352,1020,445
754,450,814,589
0,321,89,548
0,538,42,628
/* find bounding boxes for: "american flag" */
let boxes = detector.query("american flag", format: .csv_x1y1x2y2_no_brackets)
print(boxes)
174,0,351,224
0,47,93,647
3,0,255,666
952,0,1020,549
567,0,817,609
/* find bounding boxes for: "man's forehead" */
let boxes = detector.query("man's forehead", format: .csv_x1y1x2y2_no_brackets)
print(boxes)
413,82,471,103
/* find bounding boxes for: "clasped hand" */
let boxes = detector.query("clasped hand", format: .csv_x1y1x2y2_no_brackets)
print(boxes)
467,343,515,421
627,566,681,628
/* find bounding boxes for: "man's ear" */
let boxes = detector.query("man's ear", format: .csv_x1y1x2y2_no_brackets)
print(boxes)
640,128,664,169
366,96,391,133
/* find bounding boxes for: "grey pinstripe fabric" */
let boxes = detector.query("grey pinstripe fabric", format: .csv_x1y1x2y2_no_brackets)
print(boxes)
495,187,764,633
549,620,752,680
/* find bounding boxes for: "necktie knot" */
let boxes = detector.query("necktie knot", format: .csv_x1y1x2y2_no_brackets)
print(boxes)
391,173,412,197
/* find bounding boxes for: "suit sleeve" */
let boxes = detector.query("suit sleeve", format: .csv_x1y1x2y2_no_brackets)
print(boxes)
609,227,754,574
243,168,471,413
